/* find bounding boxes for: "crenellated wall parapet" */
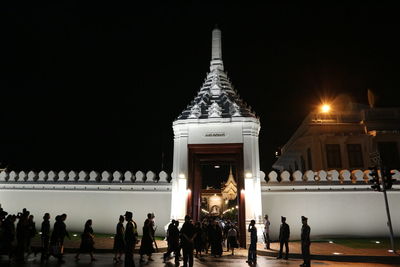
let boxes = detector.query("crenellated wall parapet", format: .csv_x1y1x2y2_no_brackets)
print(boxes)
0,170,171,191
260,169,400,192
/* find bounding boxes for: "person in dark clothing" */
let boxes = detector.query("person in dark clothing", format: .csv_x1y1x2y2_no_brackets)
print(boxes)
224,220,231,252
233,223,240,248
277,216,290,260
49,215,62,261
180,215,196,267
210,220,223,257
139,213,155,262
166,219,175,250
205,220,213,254
163,220,180,265
227,225,238,255
246,220,257,265
113,215,125,263
59,213,70,261
124,211,138,267
194,221,203,258
300,216,311,267
15,211,29,262
3,215,16,259
75,219,95,261
50,214,70,263
40,213,51,262
26,215,37,256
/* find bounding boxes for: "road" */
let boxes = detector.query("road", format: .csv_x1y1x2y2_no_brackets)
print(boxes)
1,253,399,267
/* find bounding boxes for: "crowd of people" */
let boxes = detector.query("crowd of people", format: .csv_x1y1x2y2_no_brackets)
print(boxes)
0,207,70,263
0,206,311,267
262,214,311,267
163,215,240,267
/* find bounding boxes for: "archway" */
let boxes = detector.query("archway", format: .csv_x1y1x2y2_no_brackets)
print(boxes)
187,144,246,247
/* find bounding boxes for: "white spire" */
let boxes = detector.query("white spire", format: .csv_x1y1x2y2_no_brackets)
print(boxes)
212,27,222,60
210,26,224,71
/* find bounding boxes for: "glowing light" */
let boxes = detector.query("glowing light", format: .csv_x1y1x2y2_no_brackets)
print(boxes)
320,104,331,113
245,172,252,178
186,189,191,194
214,165,220,169
329,241,334,244
240,189,245,194
388,249,394,253
110,236,114,239
201,209,209,214
332,252,342,255
375,241,380,244
73,234,78,237
235,205,238,209
179,173,185,179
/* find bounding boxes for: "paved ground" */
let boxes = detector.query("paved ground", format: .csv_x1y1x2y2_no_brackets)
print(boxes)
256,241,397,257
1,252,399,267
31,238,396,257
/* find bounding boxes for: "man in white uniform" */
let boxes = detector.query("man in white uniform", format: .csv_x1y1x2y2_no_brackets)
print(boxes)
263,214,270,249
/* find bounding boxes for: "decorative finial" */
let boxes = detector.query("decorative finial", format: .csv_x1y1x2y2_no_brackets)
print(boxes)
210,27,224,71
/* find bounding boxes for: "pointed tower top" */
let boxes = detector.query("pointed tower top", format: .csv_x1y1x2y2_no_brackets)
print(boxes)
210,27,224,71
225,166,236,186
175,27,257,121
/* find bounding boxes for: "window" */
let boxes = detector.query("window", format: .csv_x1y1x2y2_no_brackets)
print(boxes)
307,148,313,170
326,144,342,168
347,144,364,169
378,142,400,169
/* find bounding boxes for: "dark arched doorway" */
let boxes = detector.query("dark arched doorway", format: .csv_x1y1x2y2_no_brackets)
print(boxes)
187,143,246,248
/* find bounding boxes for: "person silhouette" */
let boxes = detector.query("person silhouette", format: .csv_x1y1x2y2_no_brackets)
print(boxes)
124,211,138,267
246,219,257,265
113,215,125,263
277,216,290,260
300,216,311,267
75,219,95,261
40,213,51,262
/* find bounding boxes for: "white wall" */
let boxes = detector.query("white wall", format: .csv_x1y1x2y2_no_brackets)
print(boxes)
262,190,400,240
0,189,171,236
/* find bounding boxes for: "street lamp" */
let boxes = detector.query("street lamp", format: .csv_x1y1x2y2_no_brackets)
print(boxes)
320,104,331,113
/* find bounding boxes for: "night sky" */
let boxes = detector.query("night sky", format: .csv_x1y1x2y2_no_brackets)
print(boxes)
1,3,400,173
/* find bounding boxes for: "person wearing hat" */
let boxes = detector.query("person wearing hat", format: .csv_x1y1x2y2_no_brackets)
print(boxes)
124,211,138,267
277,216,290,260
300,216,311,267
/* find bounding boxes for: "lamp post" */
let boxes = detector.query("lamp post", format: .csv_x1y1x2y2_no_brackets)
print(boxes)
369,152,396,253
314,103,332,123
321,104,331,114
